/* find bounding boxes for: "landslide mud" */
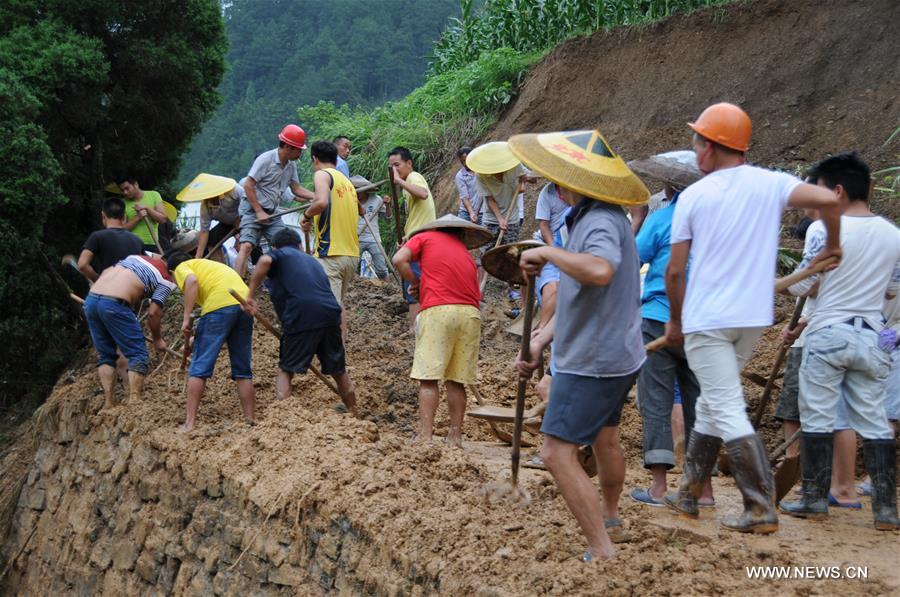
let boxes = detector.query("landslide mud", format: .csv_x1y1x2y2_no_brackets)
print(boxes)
1,278,897,595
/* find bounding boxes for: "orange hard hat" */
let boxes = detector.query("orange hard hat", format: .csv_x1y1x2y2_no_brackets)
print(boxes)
689,103,752,152
278,124,307,149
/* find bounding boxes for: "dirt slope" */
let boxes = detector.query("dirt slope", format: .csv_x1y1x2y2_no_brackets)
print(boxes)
434,0,900,211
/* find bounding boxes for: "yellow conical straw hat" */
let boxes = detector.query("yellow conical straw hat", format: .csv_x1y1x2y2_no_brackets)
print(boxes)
176,173,238,202
508,130,649,206
104,182,123,195
466,141,521,175
162,201,178,222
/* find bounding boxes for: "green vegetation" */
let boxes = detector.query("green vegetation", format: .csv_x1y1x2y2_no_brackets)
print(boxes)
0,0,226,408
430,0,732,75
179,0,461,184
298,47,541,185
295,0,733,194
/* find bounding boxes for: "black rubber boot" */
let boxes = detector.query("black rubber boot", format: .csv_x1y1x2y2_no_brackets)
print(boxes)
664,430,722,519
779,432,832,520
863,439,900,531
721,434,778,534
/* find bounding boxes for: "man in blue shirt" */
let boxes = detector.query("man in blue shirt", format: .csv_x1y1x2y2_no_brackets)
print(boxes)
334,135,352,178
629,184,713,508
244,228,358,416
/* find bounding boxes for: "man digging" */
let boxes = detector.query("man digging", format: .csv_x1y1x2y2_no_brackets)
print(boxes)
511,129,649,561
166,251,256,432
83,254,175,409
393,215,489,447
244,228,359,416
663,103,841,534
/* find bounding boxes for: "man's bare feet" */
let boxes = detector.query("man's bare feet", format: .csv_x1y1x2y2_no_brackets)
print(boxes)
446,428,463,448
178,423,194,434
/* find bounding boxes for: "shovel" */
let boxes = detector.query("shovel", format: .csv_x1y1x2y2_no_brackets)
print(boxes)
773,428,802,502
751,296,807,428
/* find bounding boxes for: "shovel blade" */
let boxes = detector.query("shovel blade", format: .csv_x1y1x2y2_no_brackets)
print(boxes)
774,454,801,503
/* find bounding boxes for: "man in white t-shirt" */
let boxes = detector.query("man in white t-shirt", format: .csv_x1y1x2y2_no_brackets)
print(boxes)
779,153,900,531
662,103,841,534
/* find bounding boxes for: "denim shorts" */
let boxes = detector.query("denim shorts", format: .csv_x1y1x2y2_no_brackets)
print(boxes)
536,261,560,306
774,346,803,422
189,305,253,379
238,204,287,247
84,294,148,374
402,261,421,305
541,370,638,445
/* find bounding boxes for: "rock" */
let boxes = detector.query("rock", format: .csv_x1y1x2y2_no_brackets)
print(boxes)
134,550,158,584
317,532,342,561
110,537,139,571
268,564,306,587
22,487,47,511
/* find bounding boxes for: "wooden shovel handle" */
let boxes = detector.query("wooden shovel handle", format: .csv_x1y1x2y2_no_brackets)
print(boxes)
644,336,668,353
143,215,165,255
752,296,808,428
774,256,838,293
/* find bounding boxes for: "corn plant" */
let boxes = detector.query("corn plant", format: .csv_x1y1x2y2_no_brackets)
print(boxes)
430,0,732,75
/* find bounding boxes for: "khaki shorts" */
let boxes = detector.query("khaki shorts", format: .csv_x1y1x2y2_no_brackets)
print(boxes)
411,304,481,384
317,255,359,305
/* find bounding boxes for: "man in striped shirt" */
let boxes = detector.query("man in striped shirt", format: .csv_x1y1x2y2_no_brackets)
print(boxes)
84,255,176,409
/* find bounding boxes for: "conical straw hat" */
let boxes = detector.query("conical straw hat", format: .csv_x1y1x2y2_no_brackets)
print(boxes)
349,175,387,194
162,201,178,222
467,141,521,175
508,130,649,206
482,240,545,285
409,214,494,250
176,173,238,202
628,150,701,190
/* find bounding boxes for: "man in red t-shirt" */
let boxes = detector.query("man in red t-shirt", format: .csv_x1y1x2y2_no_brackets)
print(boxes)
393,215,488,447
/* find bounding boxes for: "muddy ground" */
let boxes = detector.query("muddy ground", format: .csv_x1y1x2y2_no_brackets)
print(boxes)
3,264,896,594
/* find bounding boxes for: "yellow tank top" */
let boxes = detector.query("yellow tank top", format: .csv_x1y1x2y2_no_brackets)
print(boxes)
313,168,360,258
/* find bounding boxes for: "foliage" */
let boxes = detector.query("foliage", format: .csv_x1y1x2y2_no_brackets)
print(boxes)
0,0,226,407
872,125,900,224
297,47,541,187
179,0,461,184
430,0,731,75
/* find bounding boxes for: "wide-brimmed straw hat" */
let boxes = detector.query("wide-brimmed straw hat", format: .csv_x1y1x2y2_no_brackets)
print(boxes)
467,141,521,175
162,201,178,222
628,150,701,190
482,240,545,285
409,214,493,249
508,130,649,206
177,173,238,202
349,175,387,194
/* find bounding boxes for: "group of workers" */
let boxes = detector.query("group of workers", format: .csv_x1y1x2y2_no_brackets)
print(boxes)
74,101,899,563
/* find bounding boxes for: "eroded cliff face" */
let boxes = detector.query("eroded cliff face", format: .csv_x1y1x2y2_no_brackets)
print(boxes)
2,390,435,595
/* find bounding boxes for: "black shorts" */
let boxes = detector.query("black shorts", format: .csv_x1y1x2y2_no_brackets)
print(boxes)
541,370,638,445
279,326,346,375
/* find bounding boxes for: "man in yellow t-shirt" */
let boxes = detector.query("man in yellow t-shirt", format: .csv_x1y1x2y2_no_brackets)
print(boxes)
166,252,256,432
388,146,436,331
300,141,362,342
117,176,168,253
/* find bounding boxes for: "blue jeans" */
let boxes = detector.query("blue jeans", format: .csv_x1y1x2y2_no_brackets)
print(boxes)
402,261,421,304
84,294,148,374
189,305,253,379
800,319,893,439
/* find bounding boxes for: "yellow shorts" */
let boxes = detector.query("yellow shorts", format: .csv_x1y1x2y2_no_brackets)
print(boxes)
411,304,481,384
317,255,359,305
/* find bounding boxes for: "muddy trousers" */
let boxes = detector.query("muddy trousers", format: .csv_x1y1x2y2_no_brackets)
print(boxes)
684,327,765,442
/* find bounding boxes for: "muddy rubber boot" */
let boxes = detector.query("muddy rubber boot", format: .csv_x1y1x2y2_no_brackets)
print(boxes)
863,439,900,531
779,432,832,519
127,371,145,403
98,365,118,409
721,434,778,534
664,430,722,518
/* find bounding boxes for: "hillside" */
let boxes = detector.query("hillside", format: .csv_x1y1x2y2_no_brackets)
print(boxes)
433,0,900,211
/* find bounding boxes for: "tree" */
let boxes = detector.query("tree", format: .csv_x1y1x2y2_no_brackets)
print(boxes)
0,0,227,407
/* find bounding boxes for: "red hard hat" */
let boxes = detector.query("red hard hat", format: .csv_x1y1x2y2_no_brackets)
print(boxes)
689,103,752,152
278,124,307,149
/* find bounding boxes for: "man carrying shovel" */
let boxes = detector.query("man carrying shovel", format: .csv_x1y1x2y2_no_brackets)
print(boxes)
352,175,392,281
236,124,315,277
116,175,168,254
244,228,359,416
387,146,436,332
511,129,650,561
165,251,256,432
83,254,176,409
392,215,490,447
662,103,842,534
174,173,245,261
